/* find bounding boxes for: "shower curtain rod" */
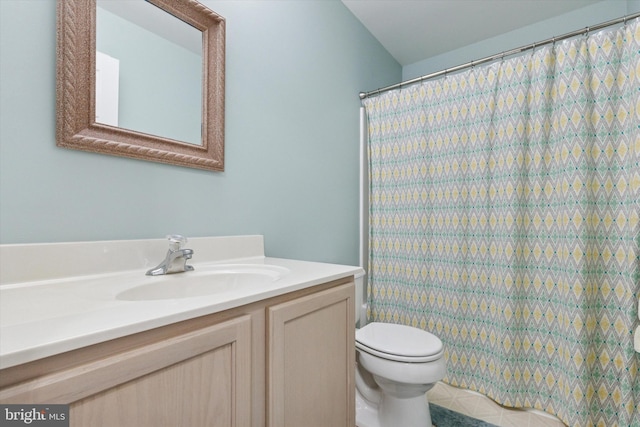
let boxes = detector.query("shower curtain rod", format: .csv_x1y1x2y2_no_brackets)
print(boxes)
359,12,640,100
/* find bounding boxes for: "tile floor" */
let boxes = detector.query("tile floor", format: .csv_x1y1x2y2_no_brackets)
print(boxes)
427,382,567,427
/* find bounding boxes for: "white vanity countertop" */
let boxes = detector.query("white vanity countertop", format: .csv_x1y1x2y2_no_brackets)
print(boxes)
0,236,364,369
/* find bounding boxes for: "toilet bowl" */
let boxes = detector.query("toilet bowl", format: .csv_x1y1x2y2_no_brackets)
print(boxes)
354,275,446,427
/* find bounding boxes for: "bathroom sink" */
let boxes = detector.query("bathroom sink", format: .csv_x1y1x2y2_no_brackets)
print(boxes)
116,264,289,301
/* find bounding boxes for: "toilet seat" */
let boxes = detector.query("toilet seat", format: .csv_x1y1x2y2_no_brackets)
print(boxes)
356,322,443,363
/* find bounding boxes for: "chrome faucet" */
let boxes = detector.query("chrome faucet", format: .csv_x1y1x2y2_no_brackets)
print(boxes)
146,235,194,276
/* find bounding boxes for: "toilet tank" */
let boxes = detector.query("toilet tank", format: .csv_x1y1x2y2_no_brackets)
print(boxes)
354,271,367,327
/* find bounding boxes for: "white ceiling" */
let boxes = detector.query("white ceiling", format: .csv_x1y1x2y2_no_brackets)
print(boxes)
341,0,604,66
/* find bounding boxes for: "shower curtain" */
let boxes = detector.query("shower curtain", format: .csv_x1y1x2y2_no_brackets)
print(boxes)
363,19,639,427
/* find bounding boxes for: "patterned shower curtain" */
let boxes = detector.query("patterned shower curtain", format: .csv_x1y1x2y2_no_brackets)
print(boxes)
363,19,639,427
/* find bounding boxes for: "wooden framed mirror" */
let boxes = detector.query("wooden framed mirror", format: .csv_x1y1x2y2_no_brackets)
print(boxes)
56,0,225,172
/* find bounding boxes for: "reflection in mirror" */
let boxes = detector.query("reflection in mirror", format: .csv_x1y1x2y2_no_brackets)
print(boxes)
56,0,225,171
96,1,202,145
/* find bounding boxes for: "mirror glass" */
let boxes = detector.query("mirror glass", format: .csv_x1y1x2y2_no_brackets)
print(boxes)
96,1,202,145
56,0,226,171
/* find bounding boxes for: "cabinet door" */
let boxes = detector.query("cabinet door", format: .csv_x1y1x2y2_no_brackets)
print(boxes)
1,315,252,427
71,315,252,427
267,282,355,427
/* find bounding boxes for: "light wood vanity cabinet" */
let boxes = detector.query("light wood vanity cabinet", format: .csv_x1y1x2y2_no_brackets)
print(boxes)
71,315,253,426
267,282,355,427
0,277,355,427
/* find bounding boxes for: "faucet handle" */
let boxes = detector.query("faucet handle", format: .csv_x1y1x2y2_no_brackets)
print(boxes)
167,234,188,251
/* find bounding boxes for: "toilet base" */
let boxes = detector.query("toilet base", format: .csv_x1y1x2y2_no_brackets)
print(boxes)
355,386,380,427
356,386,433,427
379,389,432,427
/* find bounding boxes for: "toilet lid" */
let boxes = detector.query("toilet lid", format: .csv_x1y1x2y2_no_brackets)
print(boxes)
356,322,443,363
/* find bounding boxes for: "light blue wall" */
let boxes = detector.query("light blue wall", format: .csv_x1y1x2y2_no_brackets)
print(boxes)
403,0,640,80
0,0,400,266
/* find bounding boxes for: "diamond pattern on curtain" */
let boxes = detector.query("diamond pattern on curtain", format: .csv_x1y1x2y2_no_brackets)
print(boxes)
363,19,640,427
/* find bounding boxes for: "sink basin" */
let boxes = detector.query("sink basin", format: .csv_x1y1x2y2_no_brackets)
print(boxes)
116,264,289,301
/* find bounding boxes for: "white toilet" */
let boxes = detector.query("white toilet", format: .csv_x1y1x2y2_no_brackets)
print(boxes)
354,274,446,427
